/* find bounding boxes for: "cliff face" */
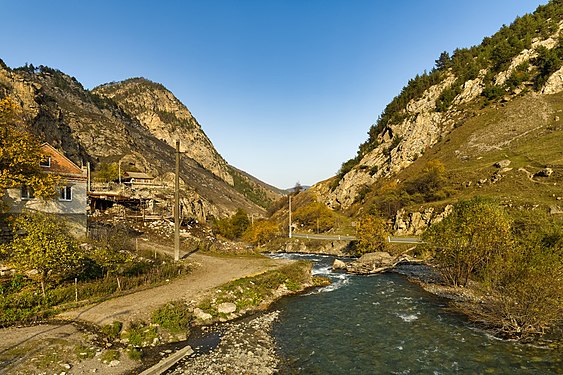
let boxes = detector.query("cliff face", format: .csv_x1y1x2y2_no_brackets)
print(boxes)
93,78,234,185
326,15,563,210
0,64,281,221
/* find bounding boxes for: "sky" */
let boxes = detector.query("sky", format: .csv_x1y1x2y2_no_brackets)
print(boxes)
0,0,549,189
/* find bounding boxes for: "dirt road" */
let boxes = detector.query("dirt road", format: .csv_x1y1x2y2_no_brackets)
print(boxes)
0,251,290,374
58,252,288,327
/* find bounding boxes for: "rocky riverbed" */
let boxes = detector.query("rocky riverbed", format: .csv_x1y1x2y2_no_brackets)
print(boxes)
167,311,280,375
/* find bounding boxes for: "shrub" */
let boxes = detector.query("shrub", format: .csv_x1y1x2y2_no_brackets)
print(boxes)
151,301,192,334
242,220,280,245
354,214,388,256
423,198,512,287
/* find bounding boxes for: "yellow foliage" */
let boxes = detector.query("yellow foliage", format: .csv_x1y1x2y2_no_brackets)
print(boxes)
0,97,58,200
355,214,387,255
242,220,280,245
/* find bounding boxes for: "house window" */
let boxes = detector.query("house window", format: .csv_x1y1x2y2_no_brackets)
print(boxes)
59,186,72,201
21,185,35,200
39,157,51,167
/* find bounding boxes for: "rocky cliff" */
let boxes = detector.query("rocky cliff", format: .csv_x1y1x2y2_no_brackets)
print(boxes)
93,78,234,185
0,63,281,221
325,4,563,210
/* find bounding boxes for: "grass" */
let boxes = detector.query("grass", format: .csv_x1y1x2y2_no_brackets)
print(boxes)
124,321,159,347
100,349,120,363
151,300,192,334
359,92,563,218
197,261,312,317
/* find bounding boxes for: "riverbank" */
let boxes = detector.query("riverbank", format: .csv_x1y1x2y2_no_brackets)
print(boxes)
168,312,280,375
0,251,304,374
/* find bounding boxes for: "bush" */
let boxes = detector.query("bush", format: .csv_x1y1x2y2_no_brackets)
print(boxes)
423,198,512,287
151,301,192,334
242,220,280,245
354,214,388,256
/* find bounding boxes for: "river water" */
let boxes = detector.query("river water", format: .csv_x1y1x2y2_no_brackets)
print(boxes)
269,253,561,374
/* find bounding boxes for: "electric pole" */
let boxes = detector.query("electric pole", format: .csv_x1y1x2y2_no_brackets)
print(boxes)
174,140,180,261
288,194,292,238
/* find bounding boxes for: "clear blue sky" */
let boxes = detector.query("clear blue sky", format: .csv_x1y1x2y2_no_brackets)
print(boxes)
0,0,548,189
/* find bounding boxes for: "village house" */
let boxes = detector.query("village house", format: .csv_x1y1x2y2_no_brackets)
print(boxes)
122,171,157,188
2,143,88,236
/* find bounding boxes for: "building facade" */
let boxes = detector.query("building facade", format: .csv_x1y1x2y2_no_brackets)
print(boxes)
2,143,88,236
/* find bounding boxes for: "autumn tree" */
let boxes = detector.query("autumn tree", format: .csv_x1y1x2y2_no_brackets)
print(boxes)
0,97,58,207
242,220,280,245
293,201,335,232
4,211,82,296
423,198,512,287
355,214,387,255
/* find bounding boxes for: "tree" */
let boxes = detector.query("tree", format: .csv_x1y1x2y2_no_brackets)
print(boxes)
0,97,58,206
293,202,335,232
435,51,452,70
4,211,82,296
242,220,280,245
423,198,512,287
94,162,120,182
355,214,387,255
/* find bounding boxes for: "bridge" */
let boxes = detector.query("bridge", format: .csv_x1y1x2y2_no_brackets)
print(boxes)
289,233,422,244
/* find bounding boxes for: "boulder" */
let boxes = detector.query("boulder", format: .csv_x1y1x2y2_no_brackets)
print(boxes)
358,251,394,264
193,308,213,322
217,302,237,315
494,159,511,168
534,168,553,177
332,259,347,270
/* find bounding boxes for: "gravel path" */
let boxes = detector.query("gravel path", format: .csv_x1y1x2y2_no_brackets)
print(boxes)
58,252,288,327
0,250,290,374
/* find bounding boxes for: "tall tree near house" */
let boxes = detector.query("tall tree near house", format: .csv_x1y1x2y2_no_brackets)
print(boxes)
5,211,82,296
0,97,58,208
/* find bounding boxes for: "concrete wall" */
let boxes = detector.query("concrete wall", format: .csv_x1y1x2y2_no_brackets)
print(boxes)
2,181,88,238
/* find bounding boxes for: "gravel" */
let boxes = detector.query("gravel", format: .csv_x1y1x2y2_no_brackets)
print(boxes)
168,312,280,375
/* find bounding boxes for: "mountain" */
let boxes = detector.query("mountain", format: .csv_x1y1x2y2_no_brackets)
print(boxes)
320,1,563,225
0,63,281,220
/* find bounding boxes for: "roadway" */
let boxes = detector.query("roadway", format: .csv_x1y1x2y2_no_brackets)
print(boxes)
290,233,423,244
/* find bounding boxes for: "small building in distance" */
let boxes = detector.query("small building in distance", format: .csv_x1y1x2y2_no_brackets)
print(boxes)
122,171,157,188
2,143,88,236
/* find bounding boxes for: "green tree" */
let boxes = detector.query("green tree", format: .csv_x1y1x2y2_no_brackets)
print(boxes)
4,211,82,295
0,97,59,207
94,162,120,183
423,198,512,287
435,51,452,70
355,214,387,255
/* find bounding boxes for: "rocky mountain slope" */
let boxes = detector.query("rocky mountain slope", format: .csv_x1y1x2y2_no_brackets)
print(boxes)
322,1,563,221
93,78,234,185
0,62,281,220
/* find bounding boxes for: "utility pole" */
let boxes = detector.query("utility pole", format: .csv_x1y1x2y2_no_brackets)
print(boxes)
174,140,180,261
118,161,122,185
86,162,91,193
288,194,292,238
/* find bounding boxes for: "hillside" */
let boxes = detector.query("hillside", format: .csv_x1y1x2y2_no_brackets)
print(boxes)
0,63,281,220
320,0,563,229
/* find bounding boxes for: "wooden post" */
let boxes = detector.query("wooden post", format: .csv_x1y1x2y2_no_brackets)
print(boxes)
174,140,180,261
74,277,78,302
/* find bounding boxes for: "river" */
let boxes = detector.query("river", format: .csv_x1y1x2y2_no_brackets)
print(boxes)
269,253,561,374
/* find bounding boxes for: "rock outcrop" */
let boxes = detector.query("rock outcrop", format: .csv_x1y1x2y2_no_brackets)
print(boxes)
0,64,280,220
393,205,453,236
93,78,234,185
323,21,563,209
